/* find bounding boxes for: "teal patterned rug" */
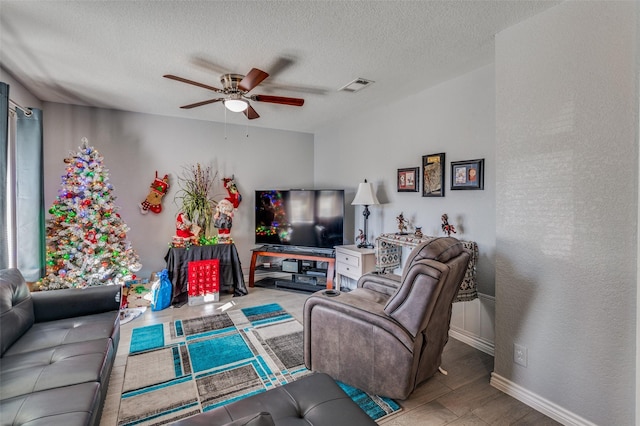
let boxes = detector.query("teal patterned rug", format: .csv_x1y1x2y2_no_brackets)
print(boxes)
117,303,400,425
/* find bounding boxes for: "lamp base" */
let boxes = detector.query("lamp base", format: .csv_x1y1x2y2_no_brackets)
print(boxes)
357,242,374,249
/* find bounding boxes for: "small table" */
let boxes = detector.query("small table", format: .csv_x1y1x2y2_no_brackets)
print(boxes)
334,245,376,289
249,246,336,290
375,233,478,302
164,244,248,306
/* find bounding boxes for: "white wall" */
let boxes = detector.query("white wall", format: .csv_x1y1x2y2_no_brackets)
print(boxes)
314,64,497,348
494,2,638,425
42,103,314,278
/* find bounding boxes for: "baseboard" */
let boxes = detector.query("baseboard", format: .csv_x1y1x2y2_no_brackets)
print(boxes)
490,373,598,426
449,327,495,356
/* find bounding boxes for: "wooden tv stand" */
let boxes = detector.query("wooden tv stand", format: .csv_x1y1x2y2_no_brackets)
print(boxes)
249,246,336,290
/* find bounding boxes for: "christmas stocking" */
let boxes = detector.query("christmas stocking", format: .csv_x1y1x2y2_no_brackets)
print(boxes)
140,172,169,214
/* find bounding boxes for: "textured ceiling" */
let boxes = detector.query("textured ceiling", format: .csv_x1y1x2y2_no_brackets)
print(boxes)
0,1,559,133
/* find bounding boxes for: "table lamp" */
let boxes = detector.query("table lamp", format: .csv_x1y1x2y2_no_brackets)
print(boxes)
351,179,380,248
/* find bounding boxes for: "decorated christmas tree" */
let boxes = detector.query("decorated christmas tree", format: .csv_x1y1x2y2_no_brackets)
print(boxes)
38,138,141,290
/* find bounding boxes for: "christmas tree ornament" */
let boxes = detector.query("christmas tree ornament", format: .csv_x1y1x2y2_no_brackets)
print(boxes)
139,171,170,214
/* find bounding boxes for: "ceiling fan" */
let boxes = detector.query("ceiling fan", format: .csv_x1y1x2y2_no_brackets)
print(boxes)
163,68,304,120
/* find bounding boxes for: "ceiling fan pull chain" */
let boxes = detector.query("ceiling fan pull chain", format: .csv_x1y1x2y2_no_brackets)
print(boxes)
224,107,228,140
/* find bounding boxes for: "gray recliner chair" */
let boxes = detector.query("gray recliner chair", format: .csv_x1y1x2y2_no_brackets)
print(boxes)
303,237,471,400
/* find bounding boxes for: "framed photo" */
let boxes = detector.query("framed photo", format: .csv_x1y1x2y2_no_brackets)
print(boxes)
451,159,484,190
397,167,419,192
422,153,445,197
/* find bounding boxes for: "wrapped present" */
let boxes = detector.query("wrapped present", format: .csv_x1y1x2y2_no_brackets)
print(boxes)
123,278,152,308
187,259,219,305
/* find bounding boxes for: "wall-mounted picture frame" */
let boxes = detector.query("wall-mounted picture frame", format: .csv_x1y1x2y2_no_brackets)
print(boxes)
397,167,419,192
422,153,445,197
451,158,484,190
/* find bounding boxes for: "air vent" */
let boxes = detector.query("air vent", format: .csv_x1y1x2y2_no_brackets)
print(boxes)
338,78,374,93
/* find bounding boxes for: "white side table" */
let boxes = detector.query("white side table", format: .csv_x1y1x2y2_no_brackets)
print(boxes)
334,245,376,290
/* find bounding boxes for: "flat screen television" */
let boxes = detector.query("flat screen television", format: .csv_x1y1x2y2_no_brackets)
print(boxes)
255,189,344,249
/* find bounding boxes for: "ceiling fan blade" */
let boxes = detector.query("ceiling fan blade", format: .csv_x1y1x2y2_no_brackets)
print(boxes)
267,56,296,78
238,68,269,93
244,105,260,120
252,94,304,107
180,98,224,109
164,74,223,93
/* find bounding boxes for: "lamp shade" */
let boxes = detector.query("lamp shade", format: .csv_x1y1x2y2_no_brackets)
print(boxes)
224,99,249,112
351,181,380,206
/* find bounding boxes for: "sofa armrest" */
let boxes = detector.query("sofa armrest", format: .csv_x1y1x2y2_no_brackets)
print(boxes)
31,285,121,322
357,272,401,296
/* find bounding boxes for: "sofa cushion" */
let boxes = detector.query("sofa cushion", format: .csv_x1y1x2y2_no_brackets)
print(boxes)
3,311,119,356
0,268,35,356
0,382,101,426
225,412,275,426
0,338,114,400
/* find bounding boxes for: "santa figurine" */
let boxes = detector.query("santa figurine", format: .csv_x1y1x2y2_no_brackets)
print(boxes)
214,200,234,243
173,212,199,247
214,176,242,243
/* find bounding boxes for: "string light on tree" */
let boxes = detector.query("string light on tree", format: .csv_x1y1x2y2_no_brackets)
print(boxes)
38,138,141,290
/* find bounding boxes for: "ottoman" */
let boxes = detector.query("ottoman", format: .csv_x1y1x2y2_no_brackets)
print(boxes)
172,372,377,426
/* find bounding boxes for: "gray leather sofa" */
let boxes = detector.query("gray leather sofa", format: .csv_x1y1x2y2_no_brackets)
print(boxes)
0,268,121,426
304,237,471,400
172,372,377,426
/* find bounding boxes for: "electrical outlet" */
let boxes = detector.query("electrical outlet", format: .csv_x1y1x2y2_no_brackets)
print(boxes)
514,343,527,367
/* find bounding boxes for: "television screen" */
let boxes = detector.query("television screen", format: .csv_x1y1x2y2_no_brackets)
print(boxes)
255,189,344,249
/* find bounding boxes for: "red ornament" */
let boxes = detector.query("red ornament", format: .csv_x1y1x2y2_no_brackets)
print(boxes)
86,230,97,243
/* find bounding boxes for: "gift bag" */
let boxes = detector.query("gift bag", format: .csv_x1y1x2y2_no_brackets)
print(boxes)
152,269,172,311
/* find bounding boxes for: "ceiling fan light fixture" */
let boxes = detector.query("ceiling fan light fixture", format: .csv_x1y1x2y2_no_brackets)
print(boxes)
224,98,248,112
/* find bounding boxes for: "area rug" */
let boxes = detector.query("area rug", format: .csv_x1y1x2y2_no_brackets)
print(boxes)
117,303,400,425
119,307,147,325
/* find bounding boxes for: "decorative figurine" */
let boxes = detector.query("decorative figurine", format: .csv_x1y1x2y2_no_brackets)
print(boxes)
414,226,423,238
396,212,408,235
173,211,200,247
214,175,242,243
356,229,365,246
441,213,456,236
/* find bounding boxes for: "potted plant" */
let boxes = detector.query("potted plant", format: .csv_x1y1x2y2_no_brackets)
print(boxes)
174,163,218,239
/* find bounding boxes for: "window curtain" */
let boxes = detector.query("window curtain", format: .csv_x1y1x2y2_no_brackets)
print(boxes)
16,108,44,280
0,80,44,279
0,82,9,269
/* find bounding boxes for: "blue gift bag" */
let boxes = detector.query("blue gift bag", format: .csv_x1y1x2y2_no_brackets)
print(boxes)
152,269,172,311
